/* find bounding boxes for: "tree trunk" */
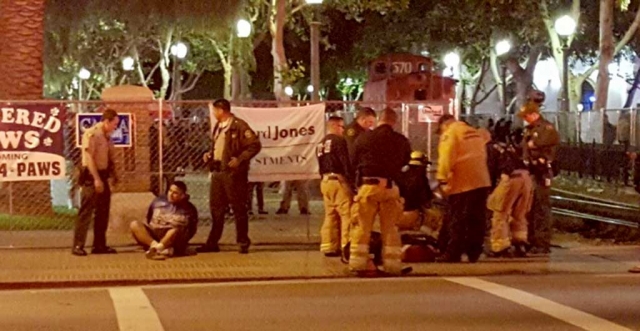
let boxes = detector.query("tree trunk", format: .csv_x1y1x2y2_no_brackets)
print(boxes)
158,29,174,99
624,67,640,108
595,0,615,111
0,0,52,216
223,63,232,100
270,0,289,101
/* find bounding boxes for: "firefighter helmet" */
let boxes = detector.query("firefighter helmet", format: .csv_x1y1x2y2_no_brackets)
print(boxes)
409,151,431,166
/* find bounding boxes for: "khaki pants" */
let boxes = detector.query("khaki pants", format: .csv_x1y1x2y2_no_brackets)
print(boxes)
349,179,403,275
319,176,352,253
487,170,533,252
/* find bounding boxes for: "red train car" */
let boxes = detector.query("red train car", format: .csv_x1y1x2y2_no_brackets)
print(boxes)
363,53,457,119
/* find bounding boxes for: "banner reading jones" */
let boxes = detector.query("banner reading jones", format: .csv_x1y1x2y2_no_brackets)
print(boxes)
211,104,325,182
0,104,66,182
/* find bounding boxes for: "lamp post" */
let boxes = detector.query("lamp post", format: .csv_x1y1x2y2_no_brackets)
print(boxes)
232,19,252,100
306,0,323,101
77,67,91,101
555,15,576,112
495,39,511,114
170,42,188,100
444,52,461,117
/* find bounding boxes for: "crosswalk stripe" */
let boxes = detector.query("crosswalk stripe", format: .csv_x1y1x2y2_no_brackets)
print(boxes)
109,287,165,331
445,277,632,331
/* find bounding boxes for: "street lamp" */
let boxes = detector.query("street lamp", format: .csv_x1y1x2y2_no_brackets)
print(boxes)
170,42,188,100
443,52,460,74
555,15,576,112
285,86,294,97
122,56,135,71
236,19,252,38
444,52,461,115
495,40,511,114
307,85,314,93
77,68,91,103
170,42,188,59
306,0,323,101
78,68,91,80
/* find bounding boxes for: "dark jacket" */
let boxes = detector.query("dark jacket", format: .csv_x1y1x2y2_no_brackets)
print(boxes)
397,165,434,211
210,115,262,175
522,116,559,163
353,124,412,182
345,121,366,169
486,141,527,189
317,133,353,185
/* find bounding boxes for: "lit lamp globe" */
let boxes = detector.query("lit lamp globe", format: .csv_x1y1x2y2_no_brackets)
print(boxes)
554,15,576,37
495,40,511,57
444,52,460,68
307,85,314,93
284,86,294,97
122,56,135,71
78,68,91,80
170,42,188,59
237,19,252,38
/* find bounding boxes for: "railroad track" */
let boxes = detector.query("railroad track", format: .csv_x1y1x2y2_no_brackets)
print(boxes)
550,188,639,228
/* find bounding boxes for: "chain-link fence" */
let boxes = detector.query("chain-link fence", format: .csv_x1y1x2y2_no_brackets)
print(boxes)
1,100,638,248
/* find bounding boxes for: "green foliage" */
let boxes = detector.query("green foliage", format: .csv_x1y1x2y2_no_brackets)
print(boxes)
281,60,307,86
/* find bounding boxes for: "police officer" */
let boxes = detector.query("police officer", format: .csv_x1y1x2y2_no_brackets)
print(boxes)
436,114,491,263
72,108,120,256
198,99,261,254
345,107,377,165
317,116,353,256
518,101,559,255
486,130,533,257
349,108,411,276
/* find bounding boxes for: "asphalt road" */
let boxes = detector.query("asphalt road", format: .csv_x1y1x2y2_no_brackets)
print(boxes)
0,275,638,331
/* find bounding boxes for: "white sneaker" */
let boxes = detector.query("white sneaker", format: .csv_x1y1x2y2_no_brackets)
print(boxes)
145,247,165,260
159,247,174,257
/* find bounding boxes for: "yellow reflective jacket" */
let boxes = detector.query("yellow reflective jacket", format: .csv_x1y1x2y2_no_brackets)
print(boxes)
437,121,491,195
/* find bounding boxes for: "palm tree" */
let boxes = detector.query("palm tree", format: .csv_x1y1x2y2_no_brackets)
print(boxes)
0,0,49,215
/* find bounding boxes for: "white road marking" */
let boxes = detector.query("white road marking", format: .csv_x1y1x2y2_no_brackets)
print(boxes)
445,277,632,331
109,287,165,331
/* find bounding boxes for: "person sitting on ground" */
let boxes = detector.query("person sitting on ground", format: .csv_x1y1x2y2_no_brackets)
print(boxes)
130,181,198,260
396,151,434,232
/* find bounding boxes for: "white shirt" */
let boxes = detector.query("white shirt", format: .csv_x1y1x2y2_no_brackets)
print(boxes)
213,118,232,161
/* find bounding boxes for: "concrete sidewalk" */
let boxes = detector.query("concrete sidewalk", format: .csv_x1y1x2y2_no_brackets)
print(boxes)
0,240,637,290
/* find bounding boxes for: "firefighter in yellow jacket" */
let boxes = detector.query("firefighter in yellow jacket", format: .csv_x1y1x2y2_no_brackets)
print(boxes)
436,114,491,263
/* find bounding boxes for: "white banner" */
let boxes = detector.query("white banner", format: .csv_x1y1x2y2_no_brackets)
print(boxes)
211,104,325,182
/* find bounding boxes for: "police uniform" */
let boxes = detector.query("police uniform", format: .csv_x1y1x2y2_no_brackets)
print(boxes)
486,141,533,254
202,115,261,253
521,112,559,253
317,133,353,254
436,121,491,262
349,124,411,275
345,121,366,167
73,122,116,253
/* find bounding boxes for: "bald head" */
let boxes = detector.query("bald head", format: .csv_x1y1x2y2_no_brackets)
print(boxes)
378,108,397,126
